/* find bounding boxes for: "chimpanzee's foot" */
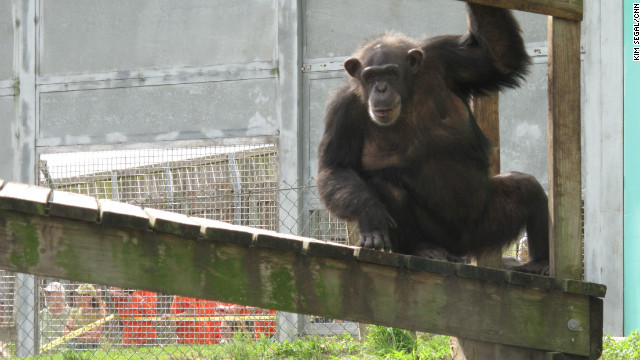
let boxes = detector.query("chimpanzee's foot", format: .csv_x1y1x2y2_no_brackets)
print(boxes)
413,244,464,263
508,259,549,275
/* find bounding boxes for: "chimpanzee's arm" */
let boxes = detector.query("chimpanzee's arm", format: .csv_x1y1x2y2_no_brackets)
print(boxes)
316,87,393,250
426,3,530,98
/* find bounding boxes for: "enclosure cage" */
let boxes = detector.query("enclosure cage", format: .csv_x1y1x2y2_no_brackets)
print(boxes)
0,140,367,358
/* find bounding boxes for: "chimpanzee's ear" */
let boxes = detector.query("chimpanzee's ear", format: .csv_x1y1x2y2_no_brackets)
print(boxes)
344,58,362,78
407,49,424,74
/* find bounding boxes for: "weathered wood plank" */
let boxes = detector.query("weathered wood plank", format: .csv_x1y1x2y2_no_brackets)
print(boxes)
193,217,255,247
564,279,608,298
0,182,51,216
452,337,553,360
358,248,409,268
472,92,502,271
547,17,582,280
144,207,200,238
0,205,603,356
98,199,149,231
473,93,501,178
305,240,355,261
459,0,583,21
49,191,98,222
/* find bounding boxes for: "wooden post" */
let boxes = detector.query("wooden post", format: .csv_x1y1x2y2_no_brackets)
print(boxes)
471,93,502,269
473,93,501,177
548,17,583,280
547,15,592,360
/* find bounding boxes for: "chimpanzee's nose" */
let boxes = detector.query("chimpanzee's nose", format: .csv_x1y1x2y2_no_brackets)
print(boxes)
375,82,387,92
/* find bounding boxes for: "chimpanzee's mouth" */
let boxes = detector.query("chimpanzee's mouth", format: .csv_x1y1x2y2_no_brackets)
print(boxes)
373,108,393,117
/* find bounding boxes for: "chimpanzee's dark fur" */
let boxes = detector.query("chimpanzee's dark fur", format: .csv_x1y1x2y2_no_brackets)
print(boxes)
316,3,549,274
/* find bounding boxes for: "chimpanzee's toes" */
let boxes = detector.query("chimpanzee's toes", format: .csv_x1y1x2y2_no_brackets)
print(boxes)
413,244,461,262
508,259,550,276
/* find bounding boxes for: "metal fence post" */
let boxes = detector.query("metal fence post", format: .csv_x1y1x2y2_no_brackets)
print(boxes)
14,274,36,357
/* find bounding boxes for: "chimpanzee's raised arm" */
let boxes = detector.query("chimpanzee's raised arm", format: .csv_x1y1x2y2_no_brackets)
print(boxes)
426,3,530,99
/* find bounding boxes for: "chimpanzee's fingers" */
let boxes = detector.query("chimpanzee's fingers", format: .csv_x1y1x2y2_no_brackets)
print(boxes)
382,233,392,251
372,233,386,250
359,233,373,249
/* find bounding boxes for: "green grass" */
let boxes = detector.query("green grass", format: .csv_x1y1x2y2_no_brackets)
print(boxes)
20,328,640,359
21,327,451,360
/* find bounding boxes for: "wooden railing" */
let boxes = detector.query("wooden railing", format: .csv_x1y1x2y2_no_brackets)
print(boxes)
0,179,605,358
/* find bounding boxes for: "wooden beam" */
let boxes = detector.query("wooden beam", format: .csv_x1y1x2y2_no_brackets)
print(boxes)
459,0,583,21
547,17,582,280
0,181,605,357
471,93,502,269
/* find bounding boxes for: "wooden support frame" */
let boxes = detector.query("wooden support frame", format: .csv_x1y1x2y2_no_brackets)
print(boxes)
455,0,587,357
0,180,605,357
460,0,583,21
548,16,583,280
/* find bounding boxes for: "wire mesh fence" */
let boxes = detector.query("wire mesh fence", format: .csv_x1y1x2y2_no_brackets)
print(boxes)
0,141,365,358
0,141,532,358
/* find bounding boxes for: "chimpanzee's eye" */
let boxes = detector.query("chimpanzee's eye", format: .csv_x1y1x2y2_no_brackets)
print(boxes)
361,69,375,83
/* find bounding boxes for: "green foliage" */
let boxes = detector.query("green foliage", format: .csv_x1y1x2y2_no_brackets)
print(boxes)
361,326,450,359
217,333,272,360
602,330,640,360
20,330,452,360
273,333,362,359
414,333,451,360
22,329,640,360
61,351,93,360
364,326,418,356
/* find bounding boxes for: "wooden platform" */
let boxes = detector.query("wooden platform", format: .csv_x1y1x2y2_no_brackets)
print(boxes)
0,179,605,358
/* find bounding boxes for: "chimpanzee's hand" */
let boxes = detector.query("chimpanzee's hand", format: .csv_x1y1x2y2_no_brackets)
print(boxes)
356,208,397,251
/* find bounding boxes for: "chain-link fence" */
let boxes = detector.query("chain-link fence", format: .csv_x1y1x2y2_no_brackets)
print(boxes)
0,141,531,358
0,141,365,358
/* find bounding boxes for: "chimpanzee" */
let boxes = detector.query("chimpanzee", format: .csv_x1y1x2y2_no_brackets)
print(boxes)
316,3,549,274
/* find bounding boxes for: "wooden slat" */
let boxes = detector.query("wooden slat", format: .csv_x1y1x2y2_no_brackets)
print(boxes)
49,191,98,222
144,207,200,238
563,279,608,298
98,199,149,231
547,17,582,280
194,217,256,247
460,0,583,21
359,248,409,268
0,182,51,216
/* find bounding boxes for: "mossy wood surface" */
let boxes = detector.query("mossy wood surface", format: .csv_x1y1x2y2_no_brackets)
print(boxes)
460,0,583,21
0,181,603,357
